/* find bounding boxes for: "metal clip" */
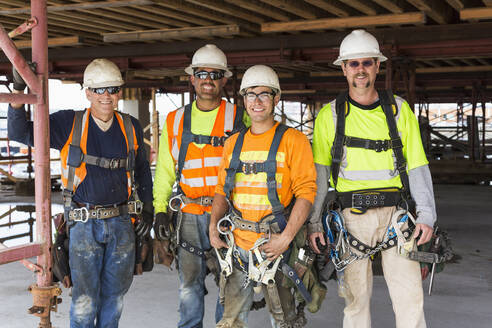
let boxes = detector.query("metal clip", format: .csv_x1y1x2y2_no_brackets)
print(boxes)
168,194,183,212
128,200,143,215
72,207,89,223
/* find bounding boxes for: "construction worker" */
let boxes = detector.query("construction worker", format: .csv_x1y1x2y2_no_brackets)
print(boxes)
153,44,247,328
308,29,437,328
210,65,317,328
8,58,153,328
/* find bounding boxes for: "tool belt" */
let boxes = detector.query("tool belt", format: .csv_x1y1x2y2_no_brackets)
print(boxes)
336,189,402,210
68,200,143,222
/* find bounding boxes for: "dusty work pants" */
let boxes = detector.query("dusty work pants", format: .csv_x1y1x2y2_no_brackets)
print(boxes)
216,247,297,328
177,211,223,328
68,214,135,328
341,206,426,328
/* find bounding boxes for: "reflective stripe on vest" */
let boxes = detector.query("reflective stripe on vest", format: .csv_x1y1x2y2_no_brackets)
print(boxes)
167,100,238,214
60,108,138,197
329,95,405,184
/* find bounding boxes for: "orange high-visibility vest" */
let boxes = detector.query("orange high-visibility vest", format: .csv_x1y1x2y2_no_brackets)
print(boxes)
167,100,238,214
60,108,139,198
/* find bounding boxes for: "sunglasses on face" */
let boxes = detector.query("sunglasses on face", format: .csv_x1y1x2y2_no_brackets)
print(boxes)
245,91,275,103
193,70,224,80
346,60,375,68
89,86,121,95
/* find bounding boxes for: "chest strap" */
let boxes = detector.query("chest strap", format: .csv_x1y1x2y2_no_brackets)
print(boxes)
343,136,403,153
223,124,289,231
175,103,245,195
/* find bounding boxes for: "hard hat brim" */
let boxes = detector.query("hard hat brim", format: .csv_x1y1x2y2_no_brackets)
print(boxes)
185,64,232,77
83,80,124,88
333,53,387,66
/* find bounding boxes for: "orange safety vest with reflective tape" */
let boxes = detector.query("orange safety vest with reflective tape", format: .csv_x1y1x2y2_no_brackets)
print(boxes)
60,108,139,198
167,100,238,214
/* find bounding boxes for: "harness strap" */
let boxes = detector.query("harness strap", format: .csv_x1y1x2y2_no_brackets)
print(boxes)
343,135,403,153
378,90,412,203
178,239,206,258
331,91,349,190
224,124,289,230
280,262,312,303
347,228,412,254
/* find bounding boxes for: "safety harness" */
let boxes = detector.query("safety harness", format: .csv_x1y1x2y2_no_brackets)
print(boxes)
170,103,245,258
331,90,414,213
217,124,314,325
63,110,143,222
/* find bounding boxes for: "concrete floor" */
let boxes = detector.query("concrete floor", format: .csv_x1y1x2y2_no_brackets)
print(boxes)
0,184,491,327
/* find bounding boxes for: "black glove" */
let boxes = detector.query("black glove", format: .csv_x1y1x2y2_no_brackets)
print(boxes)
154,212,172,241
135,202,153,238
12,62,36,91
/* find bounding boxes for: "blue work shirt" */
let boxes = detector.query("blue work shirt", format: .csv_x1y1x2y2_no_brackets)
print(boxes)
8,105,153,206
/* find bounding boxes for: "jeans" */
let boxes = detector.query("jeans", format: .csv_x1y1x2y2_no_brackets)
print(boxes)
68,215,135,328
177,211,223,328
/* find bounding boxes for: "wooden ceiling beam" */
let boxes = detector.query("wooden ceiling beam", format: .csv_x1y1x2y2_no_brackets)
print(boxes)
184,0,265,24
444,0,465,11
338,0,377,15
14,36,82,49
157,0,259,34
103,25,240,43
262,12,426,33
106,7,190,28
304,0,350,17
259,0,318,19
371,0,405,14
134,5,215,26
0,0,154,15
461,7,492,20
482,0,492,6
224,0,291,21
406,0,454,24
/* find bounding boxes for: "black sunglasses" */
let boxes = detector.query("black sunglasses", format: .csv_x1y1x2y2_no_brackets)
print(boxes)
193,70,224,80
89,86,121,95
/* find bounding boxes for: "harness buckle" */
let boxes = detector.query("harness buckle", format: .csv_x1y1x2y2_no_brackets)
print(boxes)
72,207,89,223
374,140,388,152
211,136,225,147
128,200,143,215
109,158,120,169
242,163,256,175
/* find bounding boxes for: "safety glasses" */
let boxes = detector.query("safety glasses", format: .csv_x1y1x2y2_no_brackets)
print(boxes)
89,86,121,95
346,60,375,68
245,91,275,103
193,70,225,80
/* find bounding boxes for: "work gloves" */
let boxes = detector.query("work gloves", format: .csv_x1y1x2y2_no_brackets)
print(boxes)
12,62,36,91
154,212,172,241
134,202,154,238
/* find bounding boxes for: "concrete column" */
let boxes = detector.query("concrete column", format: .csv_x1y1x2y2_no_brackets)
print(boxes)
121,88,152,160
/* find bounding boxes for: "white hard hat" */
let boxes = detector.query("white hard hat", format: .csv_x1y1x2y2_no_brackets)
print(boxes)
184,44,232,77
83,58,124,88
239,65,281,96
333,29,387,66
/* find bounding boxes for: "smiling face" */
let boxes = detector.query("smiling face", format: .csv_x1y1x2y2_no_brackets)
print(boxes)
85,87,122,121
243,86,280,125
342,57,380,92
190,67,227,103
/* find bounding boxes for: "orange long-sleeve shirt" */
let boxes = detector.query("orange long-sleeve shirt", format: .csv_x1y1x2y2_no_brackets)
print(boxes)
215,122,317,250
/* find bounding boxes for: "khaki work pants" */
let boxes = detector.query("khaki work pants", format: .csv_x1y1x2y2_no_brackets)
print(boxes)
341,206,426,328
